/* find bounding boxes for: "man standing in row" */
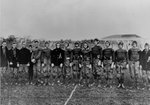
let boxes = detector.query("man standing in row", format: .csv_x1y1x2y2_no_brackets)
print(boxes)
102,41,114,87
31,40,42,84
0,40,8,74
91,39,103,85
18,42,31,79
140,43,150,89
128,41,141,88
115,42,128,88
51,43,65,83
8,42,20,81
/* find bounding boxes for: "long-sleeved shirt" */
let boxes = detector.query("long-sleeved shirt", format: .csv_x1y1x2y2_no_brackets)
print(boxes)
102,48,114,62
128,47,141,62
115,48,128,62
91,45,102,60
51,48,65,66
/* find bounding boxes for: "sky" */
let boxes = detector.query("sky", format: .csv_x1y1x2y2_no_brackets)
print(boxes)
1,0,150,40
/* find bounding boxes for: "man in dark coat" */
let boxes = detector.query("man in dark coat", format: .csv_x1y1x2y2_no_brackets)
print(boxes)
18,42,31,79
51,43,65,83
8,42,20,80
0,40,8,73
140,43,150,87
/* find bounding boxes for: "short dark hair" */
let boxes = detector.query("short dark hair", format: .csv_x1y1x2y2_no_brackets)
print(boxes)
34,40,39,43
13,42,17,44
145,43,149,46
118,41,123,46
94,38,99,42
75,42,79,45
45,41,49,45
132,41,137,46
105,41,110,45
29,45,32,48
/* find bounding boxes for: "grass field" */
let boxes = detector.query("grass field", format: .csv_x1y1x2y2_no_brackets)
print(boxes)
1,69,150,105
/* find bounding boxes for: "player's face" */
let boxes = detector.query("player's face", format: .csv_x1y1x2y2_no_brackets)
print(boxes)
45,43,49,48
28,46,32,51
84,43,88,48
94,41,98,45
75,44,79,48
65,43,69,48
22,43,26,48
145,45,149,50
2,42,7,47
34,42,39,47
105,42,110,48
56,43,60,48
132,43,137,47
118,44,123,49
12,43,17,48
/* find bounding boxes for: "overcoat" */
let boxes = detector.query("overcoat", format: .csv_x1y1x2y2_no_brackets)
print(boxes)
0,46,8,67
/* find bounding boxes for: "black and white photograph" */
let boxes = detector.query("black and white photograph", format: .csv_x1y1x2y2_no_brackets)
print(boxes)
1,0,150,105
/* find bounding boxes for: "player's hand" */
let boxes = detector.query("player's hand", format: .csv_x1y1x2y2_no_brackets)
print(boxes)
60,63,63,68
31,59,36,63
17,63,19,67
147,57,150,62
70,63,73,67
113,64,116,68
111,62,114,69
98,60,101,66
139,65,142,69
97,55,100,59
101,63,104,68
126,64,129,69
42,63,45,67
27,63,30,66
79,64,82,68
89,64,92,69
9,62,13,65
51,63,54,67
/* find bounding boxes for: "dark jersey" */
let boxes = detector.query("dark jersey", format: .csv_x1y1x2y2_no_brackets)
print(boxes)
18,47,31,64
8,48,20,67
65,48,72,58
102,48,114,61
115,49,128,62
91,45,102,59
82,48,91,61
140,49,150,70
72,48,82,61
128,48,141,61
51,48,65,66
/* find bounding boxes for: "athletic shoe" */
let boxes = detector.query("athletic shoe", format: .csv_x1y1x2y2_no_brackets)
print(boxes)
121,84,125,88
118,84,121,88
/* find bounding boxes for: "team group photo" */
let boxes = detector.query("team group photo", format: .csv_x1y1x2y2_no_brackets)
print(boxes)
1,0,150,104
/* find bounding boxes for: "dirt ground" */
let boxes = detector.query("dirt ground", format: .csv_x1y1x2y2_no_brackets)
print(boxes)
1,69,150,105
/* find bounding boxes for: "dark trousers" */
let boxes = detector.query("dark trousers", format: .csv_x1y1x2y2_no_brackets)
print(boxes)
28,62,33,82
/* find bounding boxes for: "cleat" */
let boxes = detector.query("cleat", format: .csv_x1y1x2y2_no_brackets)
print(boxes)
118,84,121,88
121,84,125,88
